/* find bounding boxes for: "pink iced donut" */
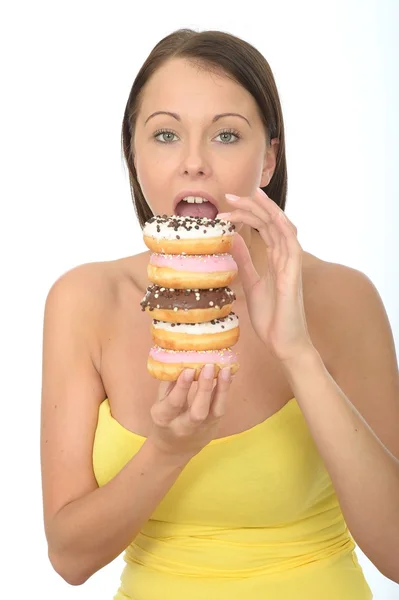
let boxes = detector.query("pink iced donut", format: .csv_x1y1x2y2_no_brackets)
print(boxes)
147,253,238,289
147,345,239,380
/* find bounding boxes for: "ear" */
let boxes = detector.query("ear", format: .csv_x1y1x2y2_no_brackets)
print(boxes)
260,138,279,187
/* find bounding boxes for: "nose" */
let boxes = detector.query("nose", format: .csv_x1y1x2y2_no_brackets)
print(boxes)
180,144,211,178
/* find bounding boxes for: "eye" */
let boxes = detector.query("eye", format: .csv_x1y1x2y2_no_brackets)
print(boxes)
215,129,241,144
153,129,178,143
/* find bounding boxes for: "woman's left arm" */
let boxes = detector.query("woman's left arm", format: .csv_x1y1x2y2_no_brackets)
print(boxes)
280,275,399,583
218,188,399,583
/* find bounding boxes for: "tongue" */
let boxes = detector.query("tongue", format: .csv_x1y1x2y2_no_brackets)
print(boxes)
175,200,218,220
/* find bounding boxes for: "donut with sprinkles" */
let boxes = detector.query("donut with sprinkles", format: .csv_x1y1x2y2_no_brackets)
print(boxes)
143,215,235,255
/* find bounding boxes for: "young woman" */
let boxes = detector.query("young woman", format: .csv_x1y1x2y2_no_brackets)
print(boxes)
40,28,399,599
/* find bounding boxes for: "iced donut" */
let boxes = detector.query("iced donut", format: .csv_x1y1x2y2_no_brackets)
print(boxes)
147,253,238,289
140,285,236,323
151,312,239,351
143,215,235,255
147,345,240,381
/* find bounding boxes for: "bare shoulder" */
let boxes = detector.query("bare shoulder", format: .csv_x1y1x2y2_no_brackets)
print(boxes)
306,254,394,349
46,259,115,309
300,250,377,326
303,252,396,371
304,253,380,309
301,250,370,296
299,251,363,365
46,256,146,368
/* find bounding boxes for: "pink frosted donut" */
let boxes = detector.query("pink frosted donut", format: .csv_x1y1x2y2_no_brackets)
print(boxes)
147,253,238,289
147,345,239,381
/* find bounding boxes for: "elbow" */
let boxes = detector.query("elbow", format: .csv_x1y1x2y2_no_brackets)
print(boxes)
48,548,90,586
378,565,399,585
357,542,399,585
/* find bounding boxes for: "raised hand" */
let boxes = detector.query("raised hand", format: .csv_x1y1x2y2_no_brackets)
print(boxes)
217,187,314,363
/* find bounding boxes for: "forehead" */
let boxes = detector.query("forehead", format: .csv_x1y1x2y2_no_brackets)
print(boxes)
139,58,256,115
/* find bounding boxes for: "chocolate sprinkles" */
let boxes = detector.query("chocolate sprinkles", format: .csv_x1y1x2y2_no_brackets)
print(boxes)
145,214,235,235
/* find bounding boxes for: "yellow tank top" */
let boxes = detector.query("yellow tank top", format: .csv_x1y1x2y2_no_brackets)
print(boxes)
93,397,373,599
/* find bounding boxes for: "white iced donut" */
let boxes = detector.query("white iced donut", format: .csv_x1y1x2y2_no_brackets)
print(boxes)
151,312,239,350
143,215,235,255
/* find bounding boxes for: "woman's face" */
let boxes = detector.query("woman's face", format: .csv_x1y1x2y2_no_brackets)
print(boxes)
133,58,277,218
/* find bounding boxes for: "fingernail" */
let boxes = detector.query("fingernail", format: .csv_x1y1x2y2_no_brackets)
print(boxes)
220,366,231,381
183,368,196,382
203,364,215,379
225,194,240,201
217,212,231,219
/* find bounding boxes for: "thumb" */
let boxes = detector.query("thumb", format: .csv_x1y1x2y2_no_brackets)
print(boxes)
230,233,260,296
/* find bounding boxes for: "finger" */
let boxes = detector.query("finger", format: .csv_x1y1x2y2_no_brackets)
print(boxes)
251,191,300,269
179,363,215,426
152,368,195,426
255,188,287,222
230,233,260,294
257,188,299,237
218,208,273,246
278,212,304,278
267,220,284,272
157,379,176,401
225,193,272,225
223,196,274,246
210,366,232,418
278,210,299,241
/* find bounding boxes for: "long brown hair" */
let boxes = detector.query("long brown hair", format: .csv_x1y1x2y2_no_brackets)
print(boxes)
121,29,287,229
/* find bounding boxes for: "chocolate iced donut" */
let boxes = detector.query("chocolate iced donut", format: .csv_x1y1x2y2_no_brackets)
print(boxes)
151,312,240,351
140,285,236,323
147,252,238,289
143,215,235,255
147,345,240,381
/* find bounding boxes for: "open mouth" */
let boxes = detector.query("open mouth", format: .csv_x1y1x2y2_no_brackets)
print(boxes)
174,196,219,220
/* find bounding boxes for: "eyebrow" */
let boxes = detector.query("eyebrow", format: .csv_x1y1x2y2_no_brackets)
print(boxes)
144,111,251,127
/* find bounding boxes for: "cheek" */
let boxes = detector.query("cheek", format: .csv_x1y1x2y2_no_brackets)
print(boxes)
136,149,163,187
241,149,266,176
224,151,265,188
135,154,171,213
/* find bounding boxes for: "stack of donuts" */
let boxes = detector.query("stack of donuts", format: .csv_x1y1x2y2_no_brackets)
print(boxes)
140,214,240,381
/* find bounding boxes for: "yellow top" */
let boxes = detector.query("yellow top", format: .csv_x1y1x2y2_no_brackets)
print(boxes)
93,397,373,599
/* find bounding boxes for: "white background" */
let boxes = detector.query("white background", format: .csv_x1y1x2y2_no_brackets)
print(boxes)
1,0,398,598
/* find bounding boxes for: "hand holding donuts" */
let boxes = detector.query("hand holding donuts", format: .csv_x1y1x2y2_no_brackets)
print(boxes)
148,365,232,458
217,187,315,363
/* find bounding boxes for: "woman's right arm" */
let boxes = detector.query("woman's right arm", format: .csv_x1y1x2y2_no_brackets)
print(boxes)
41,266,193,586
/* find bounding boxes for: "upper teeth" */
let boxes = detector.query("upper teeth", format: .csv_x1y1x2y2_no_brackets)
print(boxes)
182,196,209,203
